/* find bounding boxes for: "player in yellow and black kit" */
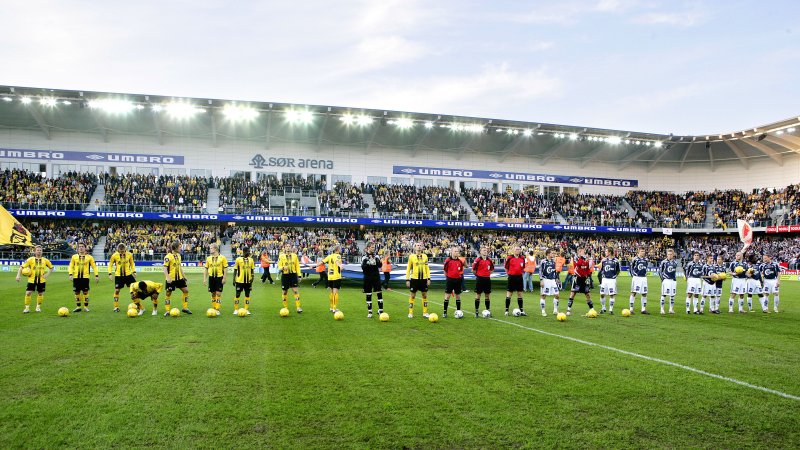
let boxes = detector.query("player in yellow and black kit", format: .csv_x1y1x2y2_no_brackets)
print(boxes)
203,243,228,316
323,245,344,312
277,244,303,314
16,245,53,314
163,241,191,315
108,243,136,312
406,242,431,319
233,246,256,315
68,242,99,313
130,280,164,316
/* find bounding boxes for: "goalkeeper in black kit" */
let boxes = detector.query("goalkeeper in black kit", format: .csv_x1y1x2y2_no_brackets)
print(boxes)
361,243,384,318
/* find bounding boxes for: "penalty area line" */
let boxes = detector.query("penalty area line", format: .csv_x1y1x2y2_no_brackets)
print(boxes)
381,288,800,402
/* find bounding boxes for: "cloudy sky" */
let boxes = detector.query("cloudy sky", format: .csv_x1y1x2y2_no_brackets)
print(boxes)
3,0,798,135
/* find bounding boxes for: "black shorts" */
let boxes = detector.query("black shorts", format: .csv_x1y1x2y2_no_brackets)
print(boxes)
506,275,524,292
135,291,155,300
115,275,136,289
207,276,224,293
281,273,299,290
475,276,492,294
26,282,46,293
363,276,382,293
235,282,253,293
167,278,188,292
571,277,590,294
327,279,342,290
72,278,90,293
445,277,462,295
409,279,428,293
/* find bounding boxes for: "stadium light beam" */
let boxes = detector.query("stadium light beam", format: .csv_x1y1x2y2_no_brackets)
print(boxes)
40,97,58,107
223,104,259,121
393,118,413,129
654,141,663,148
165,102,203,119
2,97,12,102
356,115,372,126
608,136,622,145
569,133,578,140
522,129,533,137
286,110,313,124
89,99,135,114
20,97,32,105
340,114,355,125
788,127,796,133
424,121,434,129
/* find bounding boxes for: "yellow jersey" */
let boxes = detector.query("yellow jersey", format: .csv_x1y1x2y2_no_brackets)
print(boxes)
21,257,53,283
205,255,228,278
69,254,97,279
277,252,300,275
164,253,185,281
406,253,430,280
234,256,256,284
130,280,163,296
108,251,136,277
323,253,343,280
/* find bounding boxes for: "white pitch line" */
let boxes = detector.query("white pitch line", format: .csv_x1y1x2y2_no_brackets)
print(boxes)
381,288,800,402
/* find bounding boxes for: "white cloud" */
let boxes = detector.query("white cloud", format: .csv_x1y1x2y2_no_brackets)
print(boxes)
632,11,707,27
510,0,640,25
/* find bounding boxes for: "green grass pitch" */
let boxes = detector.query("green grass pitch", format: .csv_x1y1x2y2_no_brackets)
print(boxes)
1,273,799,449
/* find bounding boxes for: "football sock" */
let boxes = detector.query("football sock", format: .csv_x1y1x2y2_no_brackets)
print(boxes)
553,298,559,311
608,297,614,312
505,296,511,311
377,292,383,311
408,297,415,315
152,299,158,310
517,297,523,310
75,293,82,307
669,297,675,308
113,295,119,309
747,296,753,310
214,295,221,310
539,299,545,312
774,295,780,310
692,298,698,311
567,298,574,308
24,293,31,306
233,297,240,309
700,298,705,310
133,299,142,309
83,294,89,307
761,295,768,310
738,298,744,311
641,297,647,310
36,294,43,305
282,293,289,309
164,297,171,312
474,297,480,312
686,298,691,311
244,297,250,310
423,300,428,315
660,296,665,308
455,298,461,311
587,300,594,309
329,292,334,310
600,297,606,310
484,299,490,310
729,297,734,310
629,294,635,310
367,293,373,312
182,292,189,309
294,294,301,310
443,297,449,314
333,292,339,310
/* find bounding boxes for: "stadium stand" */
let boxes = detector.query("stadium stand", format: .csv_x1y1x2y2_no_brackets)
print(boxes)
370,184,469,220
461,188,559,222
624,190,710,228
0,169,97,210
318,182,368,216
0,219,102,259
228,226,360,259
102,174,208,213
104,222,219,260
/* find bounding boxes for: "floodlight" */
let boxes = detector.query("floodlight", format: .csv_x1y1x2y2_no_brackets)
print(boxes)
394,118,413,129
788,127,796,133
40,97,57,107
522,129,532,137
165,102,203,119
20,97,32,105
223,104,259,121
569,133,578,140
356,115,372,126
2,97,11,102
286,110,313,124
89,99,135,114
340,114,355,125
654,141,663,148
608,136,622,145
424,121,434,129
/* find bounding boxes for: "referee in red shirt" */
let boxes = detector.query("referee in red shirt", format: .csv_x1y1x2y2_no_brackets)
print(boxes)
472,246,494,318
567,247,596,316
442,247,465,318
504,245,527,316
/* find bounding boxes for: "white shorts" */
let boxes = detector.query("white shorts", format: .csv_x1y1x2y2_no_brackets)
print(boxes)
661,279,677,296
540,279,560,296
731,278,747,295
762,279,779,294
687,278,702,295
702,282,716,297
746,279,763,295
600,278,617,295
631,276,648,294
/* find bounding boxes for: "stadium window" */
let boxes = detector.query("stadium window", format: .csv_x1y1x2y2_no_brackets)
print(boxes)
414,178,433,187
256,172,277,181
162,168,184,176
563,187,579,196
391,177,410,186
367,176,387,185
460,181,477,190
524,185,540,194
504,183,519,192
480,182,495,191
436,179,451,188
332,174,352,184
544,185,561,196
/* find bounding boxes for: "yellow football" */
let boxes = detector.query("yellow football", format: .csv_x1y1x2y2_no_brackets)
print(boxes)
735,266,745,274
21,267,32,277
379,312,390,322
57,307,69,317
557,312,567,321
621,309,631,317
169,308,181,317
717,272,728,280
587,309,598,318
127,308,138,318
128,303,138,311
428,313,439,323
206,308,217,317
709,273,719,281
279,307,290,317
333,310,344,320
237,308,248,317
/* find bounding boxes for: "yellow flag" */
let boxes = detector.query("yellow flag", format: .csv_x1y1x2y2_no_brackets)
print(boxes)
0,205,33,247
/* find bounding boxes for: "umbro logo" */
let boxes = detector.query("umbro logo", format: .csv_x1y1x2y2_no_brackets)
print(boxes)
569,177,584,183
81,212,94,216
489,173,503,178
400,168,416,174
85,154,104,160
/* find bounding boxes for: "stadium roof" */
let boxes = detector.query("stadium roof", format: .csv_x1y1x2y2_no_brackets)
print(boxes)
1,85,798,171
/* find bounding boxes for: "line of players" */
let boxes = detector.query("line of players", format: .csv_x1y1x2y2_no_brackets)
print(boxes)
14,240,781,318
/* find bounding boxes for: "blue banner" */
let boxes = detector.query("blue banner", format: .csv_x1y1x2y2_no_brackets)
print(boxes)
0,148,184,165
7,209,652,234
393,165,638,187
